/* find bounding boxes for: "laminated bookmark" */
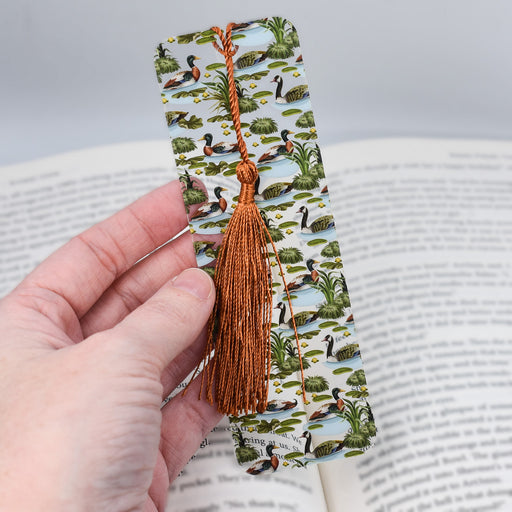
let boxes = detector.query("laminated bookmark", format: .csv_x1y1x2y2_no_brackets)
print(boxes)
154,17,376,473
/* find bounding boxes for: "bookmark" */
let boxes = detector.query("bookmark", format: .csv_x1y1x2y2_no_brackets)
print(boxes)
154,17,376,472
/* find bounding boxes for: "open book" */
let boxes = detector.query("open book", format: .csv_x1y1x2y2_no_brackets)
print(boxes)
1,138,511,511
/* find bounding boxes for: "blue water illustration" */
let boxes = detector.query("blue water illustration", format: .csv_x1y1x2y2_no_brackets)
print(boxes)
254,192,293,208
323,355,363,372
202,151,240,163
271,98,312,112
167,124,185,137
281,286,324,307
277,318,320,335
234,60,268,76
258,158,299,178
256,408,301,420
305,415,350,436
298,226,337,242
196,252,215,267
233,25,273,46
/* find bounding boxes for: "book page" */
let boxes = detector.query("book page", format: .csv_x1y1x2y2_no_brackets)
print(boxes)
0,141,173,296
318,139,512,512
168,416,328,512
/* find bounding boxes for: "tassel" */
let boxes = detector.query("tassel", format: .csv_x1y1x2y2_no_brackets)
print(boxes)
191,23,306,416
201,159,273,415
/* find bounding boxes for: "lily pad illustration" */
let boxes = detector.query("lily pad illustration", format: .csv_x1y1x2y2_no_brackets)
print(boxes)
307,238,327,246
332,367,353,375
267,61,288,69
253,90,274,98
178,115,203,130
282,108,302,117
205,62,226,71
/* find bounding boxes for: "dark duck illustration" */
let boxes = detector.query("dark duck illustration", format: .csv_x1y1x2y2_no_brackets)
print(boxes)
301,431,344,460
193,240,218,258
274,301,318,329
287,258,319,291
190,186,228,220
246,444,279,475
163,55,201,90
234,50,267,70
262,399,298,414
308,387,345,422
322,335,360,362
254,176,293,201
271,75,309,104
167,110,188,126
257,129,294,164
297,206,334,233
199,133,239,157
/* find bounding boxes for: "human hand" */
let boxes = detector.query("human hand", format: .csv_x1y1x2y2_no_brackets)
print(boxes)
0,181,222,511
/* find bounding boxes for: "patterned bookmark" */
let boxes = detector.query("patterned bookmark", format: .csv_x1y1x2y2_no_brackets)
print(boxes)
154,17,376,472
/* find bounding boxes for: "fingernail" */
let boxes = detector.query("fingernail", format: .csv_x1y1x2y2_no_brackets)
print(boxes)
172,268,213,300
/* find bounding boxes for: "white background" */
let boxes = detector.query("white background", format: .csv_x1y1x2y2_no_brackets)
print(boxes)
1,0,512,164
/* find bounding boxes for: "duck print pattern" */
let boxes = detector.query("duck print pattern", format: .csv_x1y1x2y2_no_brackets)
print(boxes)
154,17,375,471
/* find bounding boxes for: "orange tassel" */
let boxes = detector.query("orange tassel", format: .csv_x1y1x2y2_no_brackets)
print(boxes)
192,23,306,416
201,160,273,415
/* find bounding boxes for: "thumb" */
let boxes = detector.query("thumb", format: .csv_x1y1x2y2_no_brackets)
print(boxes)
92,268,215,373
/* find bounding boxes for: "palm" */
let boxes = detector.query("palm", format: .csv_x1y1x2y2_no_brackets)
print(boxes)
0,181,221,512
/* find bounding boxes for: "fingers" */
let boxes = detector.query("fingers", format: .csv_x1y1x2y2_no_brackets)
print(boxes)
94,268,215,374
17,180,189,320
160,325,208,399
160,375,223,483
80,230,196,337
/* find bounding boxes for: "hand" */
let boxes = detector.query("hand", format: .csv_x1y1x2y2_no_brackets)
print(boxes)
0,181,222,511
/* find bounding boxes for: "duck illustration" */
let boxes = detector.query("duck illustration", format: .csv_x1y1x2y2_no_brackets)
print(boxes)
232,20,265,32
167,111,188,127
297,206,334,233
199,133,239,157
287,259,319,292
193,240,217,257
296,54,303,65
271,75,309,104
254,176,293,201
274,301,318,329
308,387,345,422
257,129,294,164
301,431,344,460
190,186,228,220
163,55,201,90
234,50,267,70
322,335,360,362
246,444,279,475
262,399,298,414
345,313,354,325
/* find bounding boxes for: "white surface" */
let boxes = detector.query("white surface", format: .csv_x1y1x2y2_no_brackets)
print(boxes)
1,0,512,164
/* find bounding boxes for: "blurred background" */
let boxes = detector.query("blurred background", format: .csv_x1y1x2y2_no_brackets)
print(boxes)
1,0,512,165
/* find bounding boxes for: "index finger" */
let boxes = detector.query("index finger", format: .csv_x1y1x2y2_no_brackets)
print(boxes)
17,180,190,318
